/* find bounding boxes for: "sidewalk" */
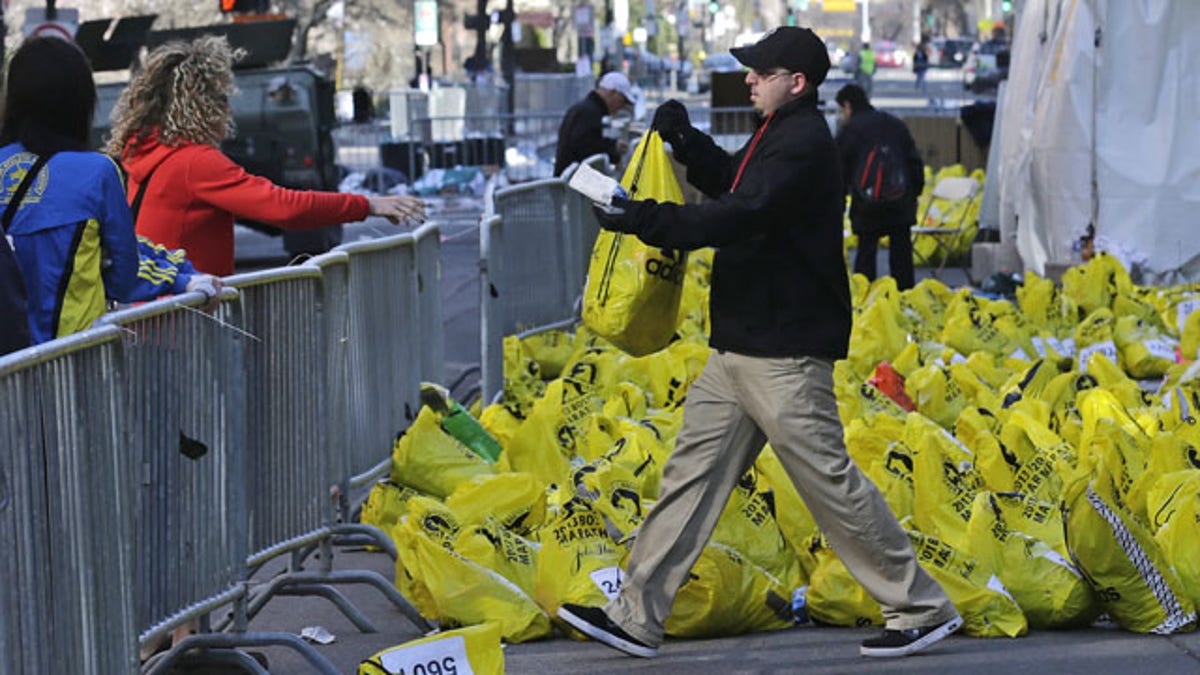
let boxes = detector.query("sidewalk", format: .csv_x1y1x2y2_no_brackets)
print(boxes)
246,547,1200,674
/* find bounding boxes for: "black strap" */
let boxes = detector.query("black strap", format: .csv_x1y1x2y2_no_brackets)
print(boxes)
3,154,52,233
130,165,158,225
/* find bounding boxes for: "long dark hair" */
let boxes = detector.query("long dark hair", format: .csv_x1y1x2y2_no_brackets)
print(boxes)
0,37,97,155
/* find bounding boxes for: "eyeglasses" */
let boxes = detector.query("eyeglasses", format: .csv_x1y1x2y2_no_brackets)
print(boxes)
751,68,792,81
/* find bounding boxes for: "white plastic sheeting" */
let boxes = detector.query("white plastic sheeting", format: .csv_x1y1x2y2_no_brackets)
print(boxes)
997,0,1200,282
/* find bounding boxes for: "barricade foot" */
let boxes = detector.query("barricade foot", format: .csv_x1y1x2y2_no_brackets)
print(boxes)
143,632,338,675
245,569,433,633
332,523,398,559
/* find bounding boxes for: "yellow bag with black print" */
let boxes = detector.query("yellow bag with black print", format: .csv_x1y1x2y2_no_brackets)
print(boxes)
665,542,797,638
1063,468,1197,634
359,622,504,675
583,131,686,356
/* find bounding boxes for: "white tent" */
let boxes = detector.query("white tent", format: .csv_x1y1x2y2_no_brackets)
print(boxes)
995,0,1200,283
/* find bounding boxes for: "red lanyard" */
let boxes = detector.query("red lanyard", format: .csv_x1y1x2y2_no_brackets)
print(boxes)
730,112,774,192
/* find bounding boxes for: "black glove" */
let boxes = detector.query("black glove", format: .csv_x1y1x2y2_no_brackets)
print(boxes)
592,196,641,235
651,100,692,148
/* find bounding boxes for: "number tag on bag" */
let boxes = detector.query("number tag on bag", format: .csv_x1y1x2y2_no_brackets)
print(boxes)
590,566,625,600
379,635,474,675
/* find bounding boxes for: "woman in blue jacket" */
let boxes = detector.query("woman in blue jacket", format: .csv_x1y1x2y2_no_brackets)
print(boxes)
1,37,214,346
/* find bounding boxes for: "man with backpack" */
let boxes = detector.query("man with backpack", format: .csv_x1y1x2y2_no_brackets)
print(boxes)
835,83,925,290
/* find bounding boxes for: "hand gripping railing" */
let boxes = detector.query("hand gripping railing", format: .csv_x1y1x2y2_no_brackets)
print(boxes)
0,326,140,675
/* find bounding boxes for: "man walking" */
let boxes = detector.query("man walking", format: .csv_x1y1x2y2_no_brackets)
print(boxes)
836,83,925,290
557,26,961,659
553,71,634,176
855,41,876,95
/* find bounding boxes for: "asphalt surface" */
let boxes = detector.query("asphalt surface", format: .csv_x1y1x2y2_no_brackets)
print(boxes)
245,547,1200,674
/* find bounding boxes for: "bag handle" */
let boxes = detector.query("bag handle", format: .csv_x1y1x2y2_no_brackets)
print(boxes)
625,131,653,199
130,165,159,226
3,154,53,233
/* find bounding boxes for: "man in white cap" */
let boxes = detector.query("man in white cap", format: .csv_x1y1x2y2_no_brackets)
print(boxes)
557,26,962,660
553,71,634,175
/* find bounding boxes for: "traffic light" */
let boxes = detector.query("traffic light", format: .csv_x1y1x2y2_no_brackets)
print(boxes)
708,1,720,15
1000,0,1013,12
220,0,267,13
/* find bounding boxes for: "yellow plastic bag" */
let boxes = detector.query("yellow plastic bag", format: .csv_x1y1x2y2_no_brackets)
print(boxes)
390,408,497,499
1114,315,1177,379
908,413,982,550
904,364,966,430
582,131,687,356
709,467,804,591
1063,470,1197,634
906,527,1028,638
502,376,600,485
445,473,547,537
665,542,797,638
361,481,422,550
520,329,575,380
393,498,552,643
806,534,884,627
965,492,1099,629
571,458,646,542
534,496,626,622
1150,471,1200,608
454,519,540,597
359,622,504,675
754,446,818,569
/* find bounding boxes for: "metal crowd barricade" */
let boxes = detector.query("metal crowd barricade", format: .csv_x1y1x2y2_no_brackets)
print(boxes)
414,223,446,386
0,326,139,675
480,179,582,403
223,268,426,634
333,233,424,490
99,293,340,674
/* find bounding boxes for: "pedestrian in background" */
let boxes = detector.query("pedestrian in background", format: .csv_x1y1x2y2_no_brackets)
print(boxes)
856,41,877,96
913,37,930,91
557,26,961,660
107,36,425,277
835,83,925,290
553,71,635,176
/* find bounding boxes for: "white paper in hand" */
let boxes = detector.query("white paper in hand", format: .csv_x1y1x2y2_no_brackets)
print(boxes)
568,163,622,205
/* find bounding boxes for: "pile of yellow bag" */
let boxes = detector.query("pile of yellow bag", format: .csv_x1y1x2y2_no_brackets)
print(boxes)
366,249,1198,648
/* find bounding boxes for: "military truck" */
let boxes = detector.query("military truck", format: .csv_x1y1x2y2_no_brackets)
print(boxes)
84,17,343,258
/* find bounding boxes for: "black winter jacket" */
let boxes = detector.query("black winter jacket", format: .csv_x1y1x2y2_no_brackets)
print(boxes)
835,105,925,232
623,93,852,359
554,91,620,176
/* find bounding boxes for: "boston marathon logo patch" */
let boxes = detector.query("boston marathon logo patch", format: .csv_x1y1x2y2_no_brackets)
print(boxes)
0,152,50,206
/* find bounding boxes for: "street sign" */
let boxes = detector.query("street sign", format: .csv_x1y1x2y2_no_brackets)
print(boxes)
822,0,856,12
23,7,79,39
414,0,438,46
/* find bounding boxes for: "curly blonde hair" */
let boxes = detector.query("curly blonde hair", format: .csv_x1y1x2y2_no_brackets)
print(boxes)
106,36,246,157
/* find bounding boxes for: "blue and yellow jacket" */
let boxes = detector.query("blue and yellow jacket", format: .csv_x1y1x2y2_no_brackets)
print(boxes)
1,144,204,345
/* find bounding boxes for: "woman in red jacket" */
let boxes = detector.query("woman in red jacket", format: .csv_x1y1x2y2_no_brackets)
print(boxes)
106,35,425,276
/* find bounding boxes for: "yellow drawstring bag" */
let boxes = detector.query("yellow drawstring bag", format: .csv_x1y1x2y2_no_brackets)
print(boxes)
359,622,504,675
583,131,687,356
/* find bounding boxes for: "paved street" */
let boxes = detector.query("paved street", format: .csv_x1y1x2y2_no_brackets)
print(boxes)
246,547,1200,674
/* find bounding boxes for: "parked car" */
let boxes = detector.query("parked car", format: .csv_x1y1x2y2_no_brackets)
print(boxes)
929,37,974,68
963,40,1010,93
697,52,743,93
874,40,909,69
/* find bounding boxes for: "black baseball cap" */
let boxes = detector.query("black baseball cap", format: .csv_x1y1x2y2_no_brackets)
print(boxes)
731,26,831,87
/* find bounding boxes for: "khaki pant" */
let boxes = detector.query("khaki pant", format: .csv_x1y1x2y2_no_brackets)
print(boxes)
606,351,956,646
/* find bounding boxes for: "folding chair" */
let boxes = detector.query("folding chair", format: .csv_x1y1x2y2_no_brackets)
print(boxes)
911,176,981,279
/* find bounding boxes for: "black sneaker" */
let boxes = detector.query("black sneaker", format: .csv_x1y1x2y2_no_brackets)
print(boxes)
557,603,658,658
860,614,963,658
